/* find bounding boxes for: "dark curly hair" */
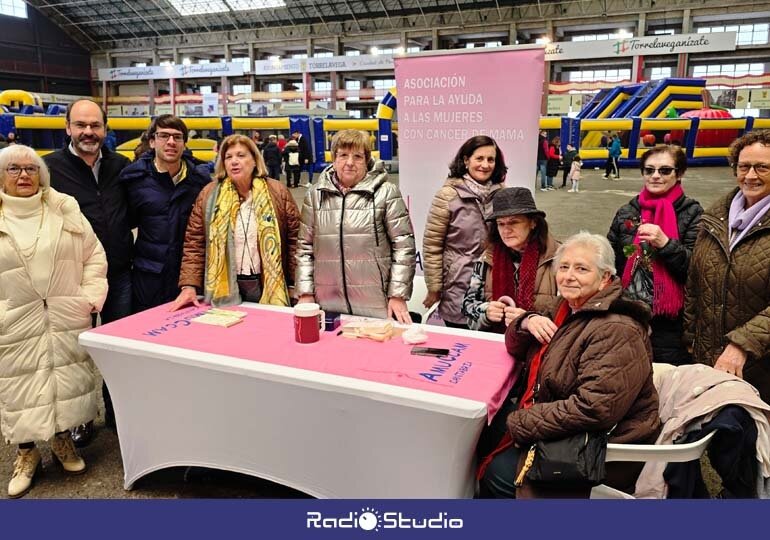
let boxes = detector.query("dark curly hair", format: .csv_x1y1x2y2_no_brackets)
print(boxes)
728,130,770,174
448,135,507,184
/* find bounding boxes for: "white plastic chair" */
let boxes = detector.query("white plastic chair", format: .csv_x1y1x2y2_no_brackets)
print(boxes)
590,431,716,499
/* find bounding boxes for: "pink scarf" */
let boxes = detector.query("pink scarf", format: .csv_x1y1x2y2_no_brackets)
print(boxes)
622,183,684,318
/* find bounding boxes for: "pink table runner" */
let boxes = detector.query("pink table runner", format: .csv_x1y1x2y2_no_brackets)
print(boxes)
91,304,516,421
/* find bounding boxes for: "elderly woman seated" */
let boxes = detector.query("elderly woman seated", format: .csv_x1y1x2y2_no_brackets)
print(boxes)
478,232,661,498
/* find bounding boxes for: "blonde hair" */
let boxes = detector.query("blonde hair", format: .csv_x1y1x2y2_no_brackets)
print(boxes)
0,144,50,190
213,134,268,181
331,129,371,163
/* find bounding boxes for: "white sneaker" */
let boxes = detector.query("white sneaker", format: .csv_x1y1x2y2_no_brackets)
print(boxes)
51,432,86,475
601,175,609,179
8,447,41,498
539,188,547,192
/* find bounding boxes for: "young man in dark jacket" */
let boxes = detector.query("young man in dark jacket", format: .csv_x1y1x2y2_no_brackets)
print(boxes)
262,134,283,181
120,114,212,313
43,99,131,446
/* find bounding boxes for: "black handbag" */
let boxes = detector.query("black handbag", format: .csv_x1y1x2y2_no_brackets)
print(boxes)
516,430,610,487
237,274,263,303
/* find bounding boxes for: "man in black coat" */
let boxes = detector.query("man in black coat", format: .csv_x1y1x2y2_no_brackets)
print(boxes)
292,130,313,186
262,134,283,181
120,115,211,313
43,99,131,446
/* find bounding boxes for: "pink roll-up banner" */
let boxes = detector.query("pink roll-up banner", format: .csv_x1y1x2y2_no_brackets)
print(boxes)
394,47,545,275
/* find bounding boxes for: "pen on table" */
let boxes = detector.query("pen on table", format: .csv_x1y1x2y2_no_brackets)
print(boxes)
337,330,343,336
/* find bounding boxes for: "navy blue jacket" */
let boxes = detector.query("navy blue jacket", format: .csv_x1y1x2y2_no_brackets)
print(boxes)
121,151,211,312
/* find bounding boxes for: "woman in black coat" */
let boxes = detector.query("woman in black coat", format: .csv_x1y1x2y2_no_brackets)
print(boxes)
607,146,703,364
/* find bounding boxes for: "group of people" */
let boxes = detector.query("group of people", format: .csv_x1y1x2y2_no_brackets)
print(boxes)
536,130,583,192
252,130,313,188
2,101,770,499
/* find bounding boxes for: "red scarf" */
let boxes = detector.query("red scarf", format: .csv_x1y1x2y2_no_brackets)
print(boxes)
477,301,570,480
621,184,684,318
492,240,540,311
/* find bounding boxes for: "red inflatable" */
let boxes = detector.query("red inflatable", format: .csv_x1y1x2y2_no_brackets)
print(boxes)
669,108,738,148
642,133,656,146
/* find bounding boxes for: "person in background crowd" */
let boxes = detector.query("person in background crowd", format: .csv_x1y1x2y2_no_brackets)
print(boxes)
603,133,622,179
171,134,298,310
134,131,151,160
283,138,301,188
295,129,415,324
43,99,131,447
422,135,506,328
263,134,283,182
479,232,660,498
542,136,561,192
6,132,16,145
568,155,582,193
684,130,770,403
276,133,287,153
292,130,313,186
561,143,577,189
462,187,558,332
0,145,108,498
251,131,263,152
120,115,211,313
104,129,117,152
607,146,702,365
536,130,548,191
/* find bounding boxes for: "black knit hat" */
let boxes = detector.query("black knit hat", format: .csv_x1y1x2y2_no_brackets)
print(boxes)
487,187,546,220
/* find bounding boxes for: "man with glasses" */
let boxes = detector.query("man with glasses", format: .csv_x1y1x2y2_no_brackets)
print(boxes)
120,114,211,313
43,99,132,447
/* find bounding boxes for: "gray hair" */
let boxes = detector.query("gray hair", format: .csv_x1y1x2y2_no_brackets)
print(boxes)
552,231,616,276
0,144,50,190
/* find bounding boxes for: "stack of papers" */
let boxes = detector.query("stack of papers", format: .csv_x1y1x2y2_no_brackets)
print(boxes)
340,320,394,342
191,308,248,328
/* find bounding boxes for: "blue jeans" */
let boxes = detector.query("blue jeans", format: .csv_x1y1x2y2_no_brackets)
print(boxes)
304,162,314,184
537,160,547,188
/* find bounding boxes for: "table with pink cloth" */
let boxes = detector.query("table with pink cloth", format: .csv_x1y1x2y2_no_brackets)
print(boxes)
79,303,517,498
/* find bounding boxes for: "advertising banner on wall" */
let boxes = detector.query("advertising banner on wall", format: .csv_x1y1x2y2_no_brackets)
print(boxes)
98,62,244,81
395,46,545,275
253,54,394,76
544,32,736,61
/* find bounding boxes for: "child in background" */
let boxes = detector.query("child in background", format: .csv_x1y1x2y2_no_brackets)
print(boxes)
561,143,578,188
568,155,582,193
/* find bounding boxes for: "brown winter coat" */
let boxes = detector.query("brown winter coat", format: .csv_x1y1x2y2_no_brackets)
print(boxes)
504,280,660,492
178,178,299,291
683,188,770,402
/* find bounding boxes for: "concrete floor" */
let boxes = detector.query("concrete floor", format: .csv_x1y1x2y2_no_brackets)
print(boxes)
0,163,737,499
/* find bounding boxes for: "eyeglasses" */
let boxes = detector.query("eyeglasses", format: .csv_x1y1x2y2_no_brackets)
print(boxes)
70,122,104,131
735,162,770,176
5,165,40,177
642,166,677,177
154,132,185,143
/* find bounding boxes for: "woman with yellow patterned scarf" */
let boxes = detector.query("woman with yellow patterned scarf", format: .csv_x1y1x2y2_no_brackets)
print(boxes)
171,134,299,310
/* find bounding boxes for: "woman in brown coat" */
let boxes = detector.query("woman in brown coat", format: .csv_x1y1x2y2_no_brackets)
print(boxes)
684,130,770,402
171,134,299,310
478,232,660,498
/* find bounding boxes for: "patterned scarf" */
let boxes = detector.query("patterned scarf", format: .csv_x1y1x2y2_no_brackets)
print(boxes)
621,184,684,317
492,239,540,311
205,177,289,306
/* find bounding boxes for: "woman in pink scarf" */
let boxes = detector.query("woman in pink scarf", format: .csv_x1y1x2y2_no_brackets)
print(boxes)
607,146,703,364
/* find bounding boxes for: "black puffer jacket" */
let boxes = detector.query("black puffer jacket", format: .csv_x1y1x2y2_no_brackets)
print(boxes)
607,192,703,364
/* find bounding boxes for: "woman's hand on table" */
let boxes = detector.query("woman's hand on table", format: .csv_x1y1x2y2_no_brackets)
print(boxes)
297,294,316,304
714,343,748,378
388,297,412,324
169,287,200,312
522,314,557,344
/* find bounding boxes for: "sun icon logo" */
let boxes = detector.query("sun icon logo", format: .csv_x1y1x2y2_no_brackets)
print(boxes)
358,507,382,532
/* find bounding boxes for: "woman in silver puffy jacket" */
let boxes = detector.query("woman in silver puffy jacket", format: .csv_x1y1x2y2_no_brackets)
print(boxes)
295,130,416,323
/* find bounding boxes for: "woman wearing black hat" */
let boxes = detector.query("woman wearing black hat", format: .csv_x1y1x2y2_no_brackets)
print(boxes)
462,187,559,332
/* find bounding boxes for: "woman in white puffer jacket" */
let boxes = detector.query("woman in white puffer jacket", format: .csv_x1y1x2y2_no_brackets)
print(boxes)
0,145,107,498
